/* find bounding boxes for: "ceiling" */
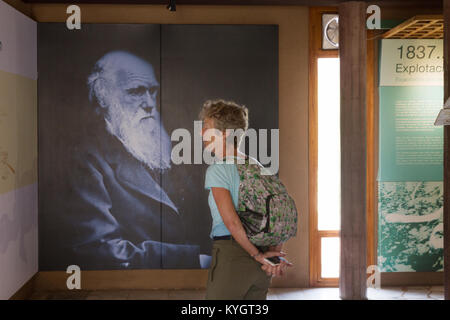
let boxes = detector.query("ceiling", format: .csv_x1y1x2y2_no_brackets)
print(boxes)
21,0,444,8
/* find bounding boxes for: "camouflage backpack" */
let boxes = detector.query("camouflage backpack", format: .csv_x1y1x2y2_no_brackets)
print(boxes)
236,158,298,247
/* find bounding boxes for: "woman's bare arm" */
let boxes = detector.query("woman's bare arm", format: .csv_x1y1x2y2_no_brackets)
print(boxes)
211,187,260,257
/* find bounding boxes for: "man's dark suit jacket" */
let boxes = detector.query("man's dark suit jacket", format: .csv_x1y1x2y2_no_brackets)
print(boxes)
56,128,201,270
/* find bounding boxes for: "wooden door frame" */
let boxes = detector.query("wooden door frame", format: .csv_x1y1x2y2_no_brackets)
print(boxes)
308,6,378,287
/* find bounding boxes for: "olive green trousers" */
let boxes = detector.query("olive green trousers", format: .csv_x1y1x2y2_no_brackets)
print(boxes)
205,238,272,300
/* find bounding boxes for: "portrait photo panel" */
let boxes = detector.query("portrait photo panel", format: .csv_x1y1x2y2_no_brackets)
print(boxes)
38,23,278,271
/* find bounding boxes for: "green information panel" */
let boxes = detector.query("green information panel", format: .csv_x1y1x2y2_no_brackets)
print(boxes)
379,86,443,181
379,39,443,182
378,39,444,272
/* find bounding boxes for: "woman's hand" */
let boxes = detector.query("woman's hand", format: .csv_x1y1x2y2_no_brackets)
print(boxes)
255,251,293,277
253,251,284,276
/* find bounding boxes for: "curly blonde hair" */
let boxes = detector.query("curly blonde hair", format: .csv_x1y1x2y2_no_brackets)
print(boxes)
199,99,248,130
199,99,249,147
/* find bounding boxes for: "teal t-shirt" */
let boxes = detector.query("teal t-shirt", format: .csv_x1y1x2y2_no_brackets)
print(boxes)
204,157,241,238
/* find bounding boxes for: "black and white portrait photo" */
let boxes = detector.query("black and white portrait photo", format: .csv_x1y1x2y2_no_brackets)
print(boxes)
38,24,278,271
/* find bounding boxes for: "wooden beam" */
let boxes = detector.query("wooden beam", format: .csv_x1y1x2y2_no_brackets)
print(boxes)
338,1,367,300
443,0,450,302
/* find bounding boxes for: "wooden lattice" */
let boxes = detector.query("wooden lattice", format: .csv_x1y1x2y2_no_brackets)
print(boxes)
383,15,443,39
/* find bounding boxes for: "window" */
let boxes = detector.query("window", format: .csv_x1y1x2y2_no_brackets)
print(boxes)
309,7,377,287
317,57,341,233
317,57,341,281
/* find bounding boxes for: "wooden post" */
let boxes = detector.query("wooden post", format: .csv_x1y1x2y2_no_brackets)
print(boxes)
444,0,450,301
339,1,367,300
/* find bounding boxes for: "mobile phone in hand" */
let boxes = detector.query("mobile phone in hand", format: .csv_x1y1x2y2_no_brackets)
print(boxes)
264,256,280,266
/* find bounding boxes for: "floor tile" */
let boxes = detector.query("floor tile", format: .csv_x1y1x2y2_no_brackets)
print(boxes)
400,286,432,300
367,287,404,300
266,289,278,300
167,290,206,300
430,286,444,293
127,289,170,300
428,286,444,300
85,290,130,300
300,288,340,300
269,288,307,300
28,291,52,300
29,290,90,300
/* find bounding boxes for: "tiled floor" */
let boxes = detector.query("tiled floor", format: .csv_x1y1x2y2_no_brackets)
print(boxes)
28,286,444,300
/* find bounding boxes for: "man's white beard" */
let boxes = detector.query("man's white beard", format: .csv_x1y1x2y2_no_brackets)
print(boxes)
105,112,172,172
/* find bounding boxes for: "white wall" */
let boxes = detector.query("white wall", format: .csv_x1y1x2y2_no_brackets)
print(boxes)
0,0,37,299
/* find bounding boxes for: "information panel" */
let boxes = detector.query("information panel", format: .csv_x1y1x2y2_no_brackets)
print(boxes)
378,39,444,273
379,39,443,182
